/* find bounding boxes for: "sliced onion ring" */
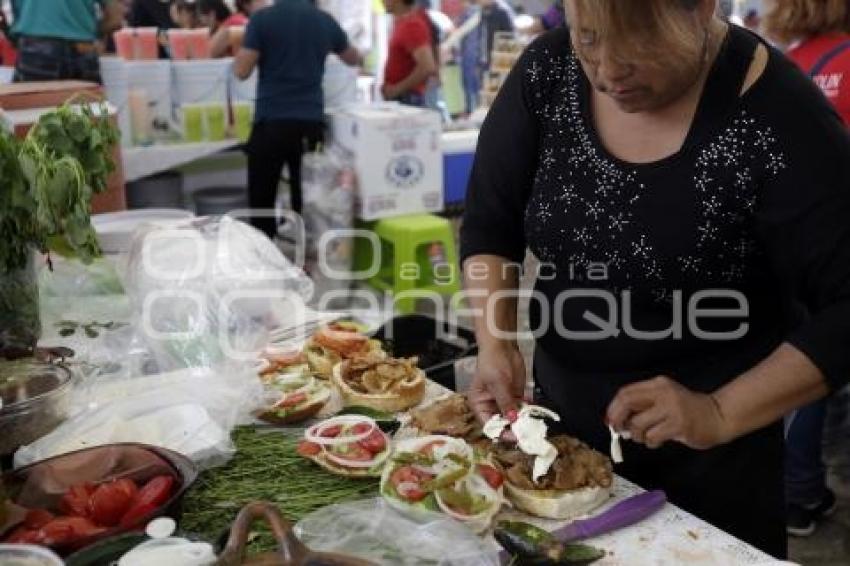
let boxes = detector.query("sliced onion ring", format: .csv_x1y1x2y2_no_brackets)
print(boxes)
322,443,390,469
304,416,378,446
395,481,422,499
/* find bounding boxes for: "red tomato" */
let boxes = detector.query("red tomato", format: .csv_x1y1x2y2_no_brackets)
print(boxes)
40,517,105,546
477,464,504,489
350,422,372,435
276,391,307,409
319,425,342,438
134,476,175,509
357,429,387,454
5,526,43,544
419,440,447,456
113,478,140,501
506,409,519,423
23,508,55,530
59,483,95,518
119,502,158,529
389,466,431,502
297,440,322,457
89,481,135,527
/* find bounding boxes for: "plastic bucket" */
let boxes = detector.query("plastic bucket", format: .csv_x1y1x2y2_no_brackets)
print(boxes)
193,187,248,216
126,171,185,209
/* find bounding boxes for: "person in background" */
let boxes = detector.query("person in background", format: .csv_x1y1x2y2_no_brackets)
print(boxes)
232,0,361,239
763,0,850,537
0,9,17,68
381,0,437,106
207,0,269,58
477,0,514,71
519,0,565,36
128,0,174,29
11,0,123,83
452,0,483,115
417,0,452,121
170,0,199,29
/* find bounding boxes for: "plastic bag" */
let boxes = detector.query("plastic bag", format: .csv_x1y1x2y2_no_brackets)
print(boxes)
294,499,500,566
14,365,262,470
123,216,314,371
302,147,356,309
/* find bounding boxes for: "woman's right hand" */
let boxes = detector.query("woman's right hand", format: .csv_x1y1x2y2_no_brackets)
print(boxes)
468,343,527,425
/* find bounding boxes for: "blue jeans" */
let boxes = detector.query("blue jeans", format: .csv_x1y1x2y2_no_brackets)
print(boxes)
14,36,101,83
785,399,828,506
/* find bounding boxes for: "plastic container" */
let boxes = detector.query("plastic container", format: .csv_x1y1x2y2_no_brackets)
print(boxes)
232,102,253,142
0,361,72,458
99,57,132,147
113,29,136,60
2,444,198,557
230,69,257,104
187,29,211,59
126,60,173,142
181,103,205,142
192,187,248,216
372,315,477,391
173,59,230,107
167,29,190,60
135,27,159,60
92,209,195,254
0,544,64,565
204,104,226,141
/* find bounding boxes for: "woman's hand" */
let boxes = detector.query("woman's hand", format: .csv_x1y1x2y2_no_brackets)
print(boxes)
606,376,733,450
468,343,527,425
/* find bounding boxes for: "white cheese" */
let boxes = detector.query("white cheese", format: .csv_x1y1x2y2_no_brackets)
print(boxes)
608,425,624,464
483,405,562,483
483,415,511,441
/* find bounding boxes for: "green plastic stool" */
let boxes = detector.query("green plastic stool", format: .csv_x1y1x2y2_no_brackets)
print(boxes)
355,214,462,314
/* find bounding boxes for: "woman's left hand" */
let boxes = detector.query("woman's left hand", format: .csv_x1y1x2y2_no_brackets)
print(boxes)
606,376,733,450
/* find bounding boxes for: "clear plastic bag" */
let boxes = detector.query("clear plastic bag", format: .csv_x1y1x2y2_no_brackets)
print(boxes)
294,498,500,566
14,365,262,470
123,216,314,371
302,147,356,309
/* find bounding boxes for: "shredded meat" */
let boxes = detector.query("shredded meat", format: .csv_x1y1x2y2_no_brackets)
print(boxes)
410,395,482,440
341,355,419,394
492,435,613,491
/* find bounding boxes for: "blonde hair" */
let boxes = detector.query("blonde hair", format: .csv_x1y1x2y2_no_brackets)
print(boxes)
570,0,705,65
764,0,850,45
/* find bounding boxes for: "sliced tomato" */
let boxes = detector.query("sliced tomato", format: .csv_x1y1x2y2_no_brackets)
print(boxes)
134,475,175,509
389,466,431,502
276,391,307,409
5,526,43,544
119,502,159,529
350,422,372,435
319,424,342,438
40,517,105,546
23,508,55,530
89,481,135,527
59,483,96,518
113,478,140,501
419,440,447,457
357,429,387,454
477,464,504,489
297,440,322,457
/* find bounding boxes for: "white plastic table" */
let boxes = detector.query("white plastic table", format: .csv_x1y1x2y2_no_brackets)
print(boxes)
122,140,241,183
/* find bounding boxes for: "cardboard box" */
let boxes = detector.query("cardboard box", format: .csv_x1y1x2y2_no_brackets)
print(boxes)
0,81,102,110
330,104,444,221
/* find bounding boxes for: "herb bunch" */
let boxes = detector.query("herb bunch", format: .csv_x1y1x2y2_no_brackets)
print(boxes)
0,101,119,273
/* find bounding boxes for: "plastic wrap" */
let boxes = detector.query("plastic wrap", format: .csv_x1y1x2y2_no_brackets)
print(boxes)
123,216,314,371
14,366,262,470
294,498,500,566
302,147,356,309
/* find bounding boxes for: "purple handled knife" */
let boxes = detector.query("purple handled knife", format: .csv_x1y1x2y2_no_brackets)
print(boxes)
554,490,667,542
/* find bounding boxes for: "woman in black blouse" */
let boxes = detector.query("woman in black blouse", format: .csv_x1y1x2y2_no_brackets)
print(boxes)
461,0,850,558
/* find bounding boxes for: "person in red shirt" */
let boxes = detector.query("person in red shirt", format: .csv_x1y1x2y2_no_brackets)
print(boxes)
766,0,850,124
763,0,849,539
382,0,438,106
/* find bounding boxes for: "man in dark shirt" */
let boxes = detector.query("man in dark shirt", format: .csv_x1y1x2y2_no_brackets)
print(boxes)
477,0,514,69
233,0,360,238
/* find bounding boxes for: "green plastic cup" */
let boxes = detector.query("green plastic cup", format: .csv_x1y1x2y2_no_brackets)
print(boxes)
182,104,204,142
233,103,253,142
205,104,226,141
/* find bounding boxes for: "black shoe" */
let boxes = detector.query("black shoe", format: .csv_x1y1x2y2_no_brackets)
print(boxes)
787,504,816,537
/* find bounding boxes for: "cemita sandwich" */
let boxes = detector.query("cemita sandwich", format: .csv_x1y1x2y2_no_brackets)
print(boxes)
332,354,426,413
484,406,613,520
303,323,385,380
256,358,330,425
297,415,392,478
381,435,505,534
